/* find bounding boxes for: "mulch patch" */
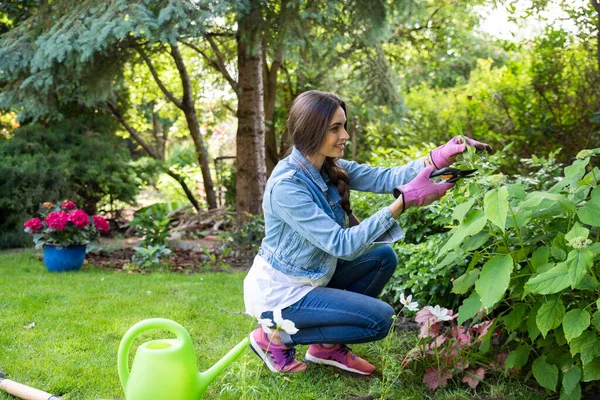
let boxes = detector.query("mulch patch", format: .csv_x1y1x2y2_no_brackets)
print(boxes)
85,247,252,274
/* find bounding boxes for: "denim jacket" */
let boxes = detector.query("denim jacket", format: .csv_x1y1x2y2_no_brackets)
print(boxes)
257,146,425,279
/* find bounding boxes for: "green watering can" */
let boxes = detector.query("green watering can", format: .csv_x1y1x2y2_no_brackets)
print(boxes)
118,318,249,400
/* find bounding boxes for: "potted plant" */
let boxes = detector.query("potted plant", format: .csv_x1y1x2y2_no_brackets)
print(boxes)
23,200,110,272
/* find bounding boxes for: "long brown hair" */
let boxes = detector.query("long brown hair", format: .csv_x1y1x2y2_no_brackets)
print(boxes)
286,90,359,226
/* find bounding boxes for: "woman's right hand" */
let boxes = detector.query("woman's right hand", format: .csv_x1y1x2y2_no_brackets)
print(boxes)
391,166,454,214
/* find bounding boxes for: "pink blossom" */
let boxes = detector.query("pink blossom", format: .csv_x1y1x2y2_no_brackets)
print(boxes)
44,212,69,231
61,200,77,210
423,366,453,390
462,367,485,389
68,209,89,228
24,218,43,231
93,215,109,232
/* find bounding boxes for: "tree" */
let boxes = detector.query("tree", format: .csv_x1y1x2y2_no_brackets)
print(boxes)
0,0,226,211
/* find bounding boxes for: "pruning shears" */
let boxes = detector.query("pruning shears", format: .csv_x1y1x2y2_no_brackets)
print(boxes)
430,167,478,183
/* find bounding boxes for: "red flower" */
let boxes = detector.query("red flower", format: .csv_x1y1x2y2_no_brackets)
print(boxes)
68,209,89,228
44,211,69,231
61,200,77,210
93,215,109,232
24,217,43,231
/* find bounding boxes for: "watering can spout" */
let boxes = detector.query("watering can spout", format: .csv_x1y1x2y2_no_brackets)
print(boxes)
197,336,250,393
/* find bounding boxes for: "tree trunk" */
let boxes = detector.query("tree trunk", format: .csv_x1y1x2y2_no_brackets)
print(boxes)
236,1,266,224
594,0,600,72
264,43,283,177
169,44,218,210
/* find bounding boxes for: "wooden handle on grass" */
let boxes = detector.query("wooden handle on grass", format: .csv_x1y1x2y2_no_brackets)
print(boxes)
0,378,63,400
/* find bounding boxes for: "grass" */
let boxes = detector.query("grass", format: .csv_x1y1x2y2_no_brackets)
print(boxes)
0,250,545,399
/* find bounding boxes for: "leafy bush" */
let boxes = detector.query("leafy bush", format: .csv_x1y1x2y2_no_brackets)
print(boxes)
435,146,600,396
129,203,175,247
0,116,140,248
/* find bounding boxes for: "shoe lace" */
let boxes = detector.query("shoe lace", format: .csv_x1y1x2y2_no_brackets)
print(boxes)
273,346,298,369
338,344,356,359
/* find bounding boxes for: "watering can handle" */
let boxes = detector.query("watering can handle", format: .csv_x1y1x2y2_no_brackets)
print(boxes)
117,318,192,389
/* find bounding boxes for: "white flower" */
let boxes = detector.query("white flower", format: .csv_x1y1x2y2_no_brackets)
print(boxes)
258,318,274,335
429,305,453,322
399,293,419,312
273,309,299,335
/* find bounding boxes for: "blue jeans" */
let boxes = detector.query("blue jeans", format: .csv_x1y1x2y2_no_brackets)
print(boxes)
261,245,397,347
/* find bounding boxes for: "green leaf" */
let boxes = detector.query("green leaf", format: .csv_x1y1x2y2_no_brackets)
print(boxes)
563,309,591,343
570,331,596,357
580,338,600,365
565,222,590,241
457,292,481,325
562,366,581,395
536,298,565,338
578,187,600,227
438,210,487,258
532,356,558,391
525,263,570,294
505,304,528,332
484,187,509,231
592,311,600,331
583,358,600,381
528,303,542,342
505,345,530,371
475,254,513,310
461,232,490,252
560,383,581,400
566,249,593,289
507,183,526,199
520,192,576,213
452,198,475,223
531,246,550,272
452,270,480,295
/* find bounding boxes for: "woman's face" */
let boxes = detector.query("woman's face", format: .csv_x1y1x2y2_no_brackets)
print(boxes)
316,106,349,161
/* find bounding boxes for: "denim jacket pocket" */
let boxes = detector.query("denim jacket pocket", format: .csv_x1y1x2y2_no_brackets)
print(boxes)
279,230,330,276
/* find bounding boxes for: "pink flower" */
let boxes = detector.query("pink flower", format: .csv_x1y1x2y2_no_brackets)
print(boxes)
68,210,89,228
93,215,109,232
44,212,69,231
24,218,43,231
61,200,77,210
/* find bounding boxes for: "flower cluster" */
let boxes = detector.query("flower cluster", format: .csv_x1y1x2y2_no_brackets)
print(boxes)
23,200,109,248
404,305,500,391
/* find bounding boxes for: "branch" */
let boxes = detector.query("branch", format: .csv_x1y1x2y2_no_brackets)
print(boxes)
169,43,195,109
592,0,600,13
106,102,161,160
181,40,238,93
137,47,184,110
207,35,239,93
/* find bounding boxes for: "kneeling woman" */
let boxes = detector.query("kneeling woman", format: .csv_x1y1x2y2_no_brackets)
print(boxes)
244,90,489,375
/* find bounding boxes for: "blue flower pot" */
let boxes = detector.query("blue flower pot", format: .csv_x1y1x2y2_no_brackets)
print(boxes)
43,245,86,272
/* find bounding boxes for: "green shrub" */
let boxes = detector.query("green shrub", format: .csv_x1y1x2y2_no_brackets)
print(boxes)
0,115,141,248
436,145,600,395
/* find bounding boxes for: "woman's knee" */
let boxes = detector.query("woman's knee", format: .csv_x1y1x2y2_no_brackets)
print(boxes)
370,301,395,341
377,244,398,273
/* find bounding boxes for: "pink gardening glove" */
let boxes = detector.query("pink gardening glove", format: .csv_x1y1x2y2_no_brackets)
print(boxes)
393,166,455,211
430,136,493,169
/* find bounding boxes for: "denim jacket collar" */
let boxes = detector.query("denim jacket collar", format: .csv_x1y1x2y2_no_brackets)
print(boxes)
289,146,328,192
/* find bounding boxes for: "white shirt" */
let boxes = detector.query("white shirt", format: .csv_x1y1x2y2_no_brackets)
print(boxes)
243,254,336,318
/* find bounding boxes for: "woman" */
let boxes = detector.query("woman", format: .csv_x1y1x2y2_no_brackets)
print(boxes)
244,90,491,375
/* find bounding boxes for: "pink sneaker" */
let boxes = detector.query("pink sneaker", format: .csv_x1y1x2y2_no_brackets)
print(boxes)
305,344,376,375
249,328,307,373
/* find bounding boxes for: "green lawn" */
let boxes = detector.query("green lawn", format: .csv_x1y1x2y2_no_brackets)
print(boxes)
0,250,544,399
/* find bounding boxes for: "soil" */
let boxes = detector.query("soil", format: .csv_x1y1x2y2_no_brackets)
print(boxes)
85,240,253,274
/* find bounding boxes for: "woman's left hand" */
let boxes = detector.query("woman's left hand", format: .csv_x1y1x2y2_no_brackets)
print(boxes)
430,135,493,169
